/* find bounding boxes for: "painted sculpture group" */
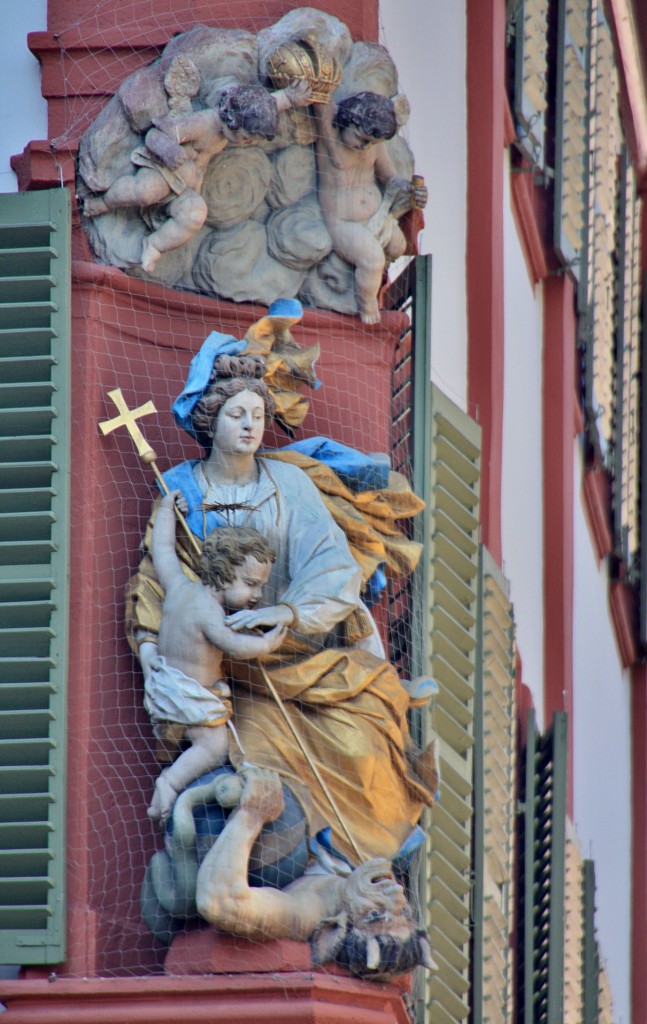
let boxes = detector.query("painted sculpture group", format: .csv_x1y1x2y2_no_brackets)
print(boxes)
88,5,437,981
114,298,439,979
78,7,427,323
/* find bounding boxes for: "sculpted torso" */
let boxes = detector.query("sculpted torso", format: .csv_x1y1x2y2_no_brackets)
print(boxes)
316,133,387,224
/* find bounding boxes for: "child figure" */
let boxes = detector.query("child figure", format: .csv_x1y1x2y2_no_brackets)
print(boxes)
144,490,287,823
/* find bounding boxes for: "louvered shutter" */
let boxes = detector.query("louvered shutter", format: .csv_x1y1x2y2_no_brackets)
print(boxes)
613,149,642,568
554,0,591,279
472,549,516,1024
511,0,550,169
0,189,71,963
582,5,622,461
517,710,567,1024
582,859,599,1023
415,384,481,1024
564,831,586,1020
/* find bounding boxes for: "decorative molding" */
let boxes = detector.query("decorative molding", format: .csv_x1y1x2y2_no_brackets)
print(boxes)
609,580,639,667
0,973,413,1024
509,163,549,286
10,140,77,191
581,466,614,560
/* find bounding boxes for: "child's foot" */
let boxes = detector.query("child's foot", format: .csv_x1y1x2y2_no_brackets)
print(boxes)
141,237,162,273
360,303,381,326
147,772,178,825
83,195,109,218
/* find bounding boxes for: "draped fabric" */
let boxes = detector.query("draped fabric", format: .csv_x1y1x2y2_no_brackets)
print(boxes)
126,451,433,867
226,648,434,865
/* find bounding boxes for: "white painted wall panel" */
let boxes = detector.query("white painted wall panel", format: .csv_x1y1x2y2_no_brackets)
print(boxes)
501,152,545,726
379,0,468,410
573,441,631,1024
0,4,47,193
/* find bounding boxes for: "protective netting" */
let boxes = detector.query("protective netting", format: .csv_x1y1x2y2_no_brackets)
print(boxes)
40,0,432,979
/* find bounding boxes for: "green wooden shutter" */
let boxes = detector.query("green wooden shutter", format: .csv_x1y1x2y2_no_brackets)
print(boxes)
0,189,71,964
415,383,481,1023
472,548,516,1024
517,710,567,1024
510,0,550,169
582,859,599,1024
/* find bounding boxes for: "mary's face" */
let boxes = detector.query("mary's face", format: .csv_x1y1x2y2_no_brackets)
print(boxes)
212,390,265,456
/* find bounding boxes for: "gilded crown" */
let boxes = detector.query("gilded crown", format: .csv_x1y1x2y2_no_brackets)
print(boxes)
267,38,341,104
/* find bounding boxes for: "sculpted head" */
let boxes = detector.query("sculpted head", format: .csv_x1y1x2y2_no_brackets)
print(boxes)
310,858,435,979
191,354,276,452
199,526,276,609
218,85,280,143
333,92,398,144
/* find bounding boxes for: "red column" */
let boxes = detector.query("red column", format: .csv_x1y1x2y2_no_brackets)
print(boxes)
632,664,647,1022
466,0,506,566
542,275,576,815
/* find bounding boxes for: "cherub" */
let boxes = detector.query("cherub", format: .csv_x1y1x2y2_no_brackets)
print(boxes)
83,73,312,273
313,91,428,324
144,491,287,823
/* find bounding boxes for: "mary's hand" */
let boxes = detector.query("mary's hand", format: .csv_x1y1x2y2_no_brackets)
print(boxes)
225,604,294,632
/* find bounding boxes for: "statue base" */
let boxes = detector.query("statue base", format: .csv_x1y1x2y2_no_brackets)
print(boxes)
164,927,313,975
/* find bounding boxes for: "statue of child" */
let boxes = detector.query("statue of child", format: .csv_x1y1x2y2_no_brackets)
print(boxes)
144,490,286,823
83,76,312,273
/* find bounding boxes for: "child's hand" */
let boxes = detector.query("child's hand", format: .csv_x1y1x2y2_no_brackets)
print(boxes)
174,492,189,514
161,489,189,514
285,79,313,108
262,623,287,652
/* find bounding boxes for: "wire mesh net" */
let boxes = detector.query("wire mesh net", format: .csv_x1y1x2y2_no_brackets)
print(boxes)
26,0,431,978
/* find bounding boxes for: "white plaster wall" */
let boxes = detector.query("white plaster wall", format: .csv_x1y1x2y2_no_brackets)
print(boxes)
0,3,47,192
573,440,631,1024
501,152,545,725
379,0,468,411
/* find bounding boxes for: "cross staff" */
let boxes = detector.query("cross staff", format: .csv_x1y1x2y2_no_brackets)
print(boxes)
98,387,363,861
99,388,158,461
99,388,200,557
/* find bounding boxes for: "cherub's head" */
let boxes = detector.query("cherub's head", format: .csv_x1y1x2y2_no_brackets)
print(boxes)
217,85,280,144
333,92,398,149
310,858,435,979
199,526,276,611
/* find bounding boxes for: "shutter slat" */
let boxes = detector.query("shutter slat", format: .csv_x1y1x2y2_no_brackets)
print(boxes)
0,188,70,964
421,385,480,1022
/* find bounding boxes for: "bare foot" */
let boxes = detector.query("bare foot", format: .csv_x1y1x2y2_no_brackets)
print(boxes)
141,237,162,273
148,772,178,825
360,305,381,326
83,195,109,218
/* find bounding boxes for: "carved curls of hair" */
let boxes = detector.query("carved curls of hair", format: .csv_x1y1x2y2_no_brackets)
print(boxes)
333,91,398,141
217,85,279,140
199,526,276,590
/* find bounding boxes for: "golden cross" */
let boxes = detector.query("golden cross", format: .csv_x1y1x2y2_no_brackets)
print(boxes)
99,388,158,462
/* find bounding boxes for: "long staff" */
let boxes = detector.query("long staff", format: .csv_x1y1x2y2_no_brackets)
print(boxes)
99,388,362,862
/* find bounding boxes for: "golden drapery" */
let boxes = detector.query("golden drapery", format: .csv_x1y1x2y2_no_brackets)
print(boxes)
226,648,433,866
